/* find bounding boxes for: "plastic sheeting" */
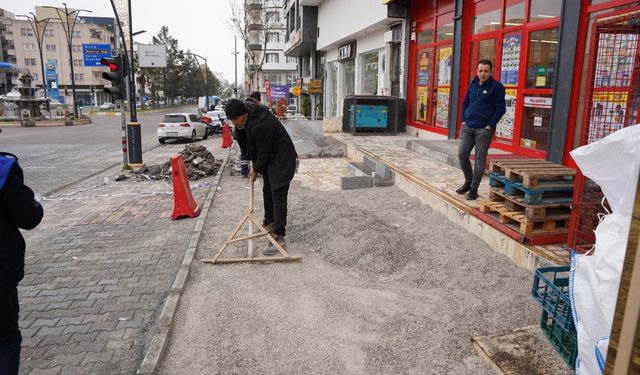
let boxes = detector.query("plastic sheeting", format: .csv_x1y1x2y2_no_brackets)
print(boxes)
569,125,640,374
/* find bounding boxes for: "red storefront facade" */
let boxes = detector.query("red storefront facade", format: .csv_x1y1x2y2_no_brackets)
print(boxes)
407,0,640,164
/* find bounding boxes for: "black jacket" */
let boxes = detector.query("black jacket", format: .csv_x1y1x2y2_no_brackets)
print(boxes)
0,153,43,286
236,102,297,190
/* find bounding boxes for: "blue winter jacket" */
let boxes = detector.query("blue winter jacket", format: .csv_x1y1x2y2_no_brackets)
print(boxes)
0,153,43,286
461,77,506,129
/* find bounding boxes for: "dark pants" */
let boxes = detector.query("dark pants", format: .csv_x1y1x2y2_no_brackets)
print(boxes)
458,124,494,190
239,151,249,176
262,172,290,237
0,286,21,375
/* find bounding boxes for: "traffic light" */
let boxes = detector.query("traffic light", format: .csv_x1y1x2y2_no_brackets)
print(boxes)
100,55,126,100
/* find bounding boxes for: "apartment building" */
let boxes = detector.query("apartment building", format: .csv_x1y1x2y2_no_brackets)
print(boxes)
1,6,116,106
244,0,297,106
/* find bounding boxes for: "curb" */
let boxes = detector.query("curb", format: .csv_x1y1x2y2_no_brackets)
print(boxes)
136,149,231,375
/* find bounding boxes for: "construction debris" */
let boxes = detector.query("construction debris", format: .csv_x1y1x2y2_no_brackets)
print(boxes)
124,144,222,181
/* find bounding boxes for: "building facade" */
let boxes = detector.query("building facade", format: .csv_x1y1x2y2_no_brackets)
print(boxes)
408,0,640,165
1,6,116,106
244,0,297,106
314,0,409,131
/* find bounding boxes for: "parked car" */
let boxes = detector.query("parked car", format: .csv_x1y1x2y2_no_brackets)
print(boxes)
202,110,227,136
157,113,208,144
287,104,297,115
100,102,115,110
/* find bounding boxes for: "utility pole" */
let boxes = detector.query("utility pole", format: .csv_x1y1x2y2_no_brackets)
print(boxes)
232,36,239,98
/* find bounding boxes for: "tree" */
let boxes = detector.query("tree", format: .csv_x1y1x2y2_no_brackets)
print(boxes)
229,0,282,93
152,26,183,105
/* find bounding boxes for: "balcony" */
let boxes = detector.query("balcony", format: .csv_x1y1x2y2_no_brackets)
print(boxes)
247,18,263,31
283,6,317,58
245,0,262,11
247,42,262,51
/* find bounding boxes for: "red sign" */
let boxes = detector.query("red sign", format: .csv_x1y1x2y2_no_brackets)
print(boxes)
265,79,272,108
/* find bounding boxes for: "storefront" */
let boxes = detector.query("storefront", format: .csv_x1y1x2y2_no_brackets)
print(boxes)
407,1,455,136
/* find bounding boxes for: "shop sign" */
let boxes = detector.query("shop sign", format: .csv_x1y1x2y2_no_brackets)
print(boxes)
309,79,322,94
524,96,552,109
338,42,356,61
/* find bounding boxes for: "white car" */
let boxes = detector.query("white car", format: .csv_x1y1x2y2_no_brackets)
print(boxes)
157,113,208,144
100,102,115,110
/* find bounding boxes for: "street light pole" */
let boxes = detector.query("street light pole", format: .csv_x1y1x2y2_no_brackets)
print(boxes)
186,52,208,111
232,36,239,98
43,4,91,119
19,13,51,101
127,0,137,122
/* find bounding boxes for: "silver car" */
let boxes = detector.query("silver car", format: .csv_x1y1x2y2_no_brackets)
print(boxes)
157,113,208,144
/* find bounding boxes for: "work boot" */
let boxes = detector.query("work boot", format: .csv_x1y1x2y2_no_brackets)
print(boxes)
466,188,478,200
262,222,274,233
263,233,285,256
455,182,471,195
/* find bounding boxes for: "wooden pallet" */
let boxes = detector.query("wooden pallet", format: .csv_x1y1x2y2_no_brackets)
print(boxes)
472,209,569,245
488,188,573,220
489,173,574,205
479,200,570,236
490,160,576,188
489,159,554,174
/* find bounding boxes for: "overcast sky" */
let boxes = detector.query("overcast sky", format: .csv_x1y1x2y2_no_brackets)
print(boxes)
1,0,244,84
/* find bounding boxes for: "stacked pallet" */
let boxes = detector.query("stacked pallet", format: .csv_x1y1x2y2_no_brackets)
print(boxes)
474,159,576,245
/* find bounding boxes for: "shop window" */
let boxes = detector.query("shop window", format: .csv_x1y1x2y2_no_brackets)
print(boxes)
361,51,379,95
342,59,355,97
415,49,432,123
496,33,522,142
521,95,552,151
470,38,497,80
529,0,562,23
526,27,559,89
505,0,526,27
417,20,434,45
434,45,452,128
472,1,502,34
436,13,454,41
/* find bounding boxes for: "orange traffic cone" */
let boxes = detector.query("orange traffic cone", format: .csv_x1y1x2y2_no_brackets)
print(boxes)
171,154,200,220
222,123,233,148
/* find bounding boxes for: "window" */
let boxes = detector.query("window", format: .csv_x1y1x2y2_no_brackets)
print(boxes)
505,0,526,27
24,58,36,66
417,20,434,45
23,43,35,51
529,0,561,23
264,72,282,84
342,59,355,97
302,56,311,76
32,73,38,81
266,12,279,24
286,56,297,64
472,1,502,34
286,73,297,84
361,51,380,95
267,32,280,43
21,28,34,37
189,114,199,122
73,45,82,52
526,28,559,89
266,53,279,63
73,59,82,67
326,61,338,117
46,44,57,52
94,72,101,79
73,30,81,38
75,73,84,81
436,13,454,42
45,29,55,37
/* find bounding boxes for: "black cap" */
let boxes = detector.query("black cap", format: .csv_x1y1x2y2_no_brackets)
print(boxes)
249,91,261,102
224,98,249,119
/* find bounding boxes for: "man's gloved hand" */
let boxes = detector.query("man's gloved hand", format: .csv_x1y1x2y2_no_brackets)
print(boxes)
248,169,258,181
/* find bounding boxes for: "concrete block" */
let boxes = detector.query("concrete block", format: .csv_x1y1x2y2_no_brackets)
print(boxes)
374,162,392,180
341,176,373,190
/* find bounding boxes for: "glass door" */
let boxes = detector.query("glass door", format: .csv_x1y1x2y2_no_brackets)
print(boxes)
414,48,433,124
495,32,522,143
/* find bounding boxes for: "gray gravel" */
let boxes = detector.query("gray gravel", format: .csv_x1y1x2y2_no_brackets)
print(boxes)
157,156,539,375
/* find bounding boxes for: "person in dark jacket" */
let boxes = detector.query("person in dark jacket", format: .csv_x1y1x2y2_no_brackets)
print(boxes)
457,59,506,200
0,152,43,374
225,98,297,255
234,92,263,177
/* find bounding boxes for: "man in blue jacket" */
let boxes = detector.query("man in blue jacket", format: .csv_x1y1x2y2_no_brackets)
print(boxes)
457,59,506,200
0,151,43,374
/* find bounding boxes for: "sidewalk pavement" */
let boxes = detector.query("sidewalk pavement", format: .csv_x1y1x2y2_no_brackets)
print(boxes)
18,138,229,374
331,131,569,268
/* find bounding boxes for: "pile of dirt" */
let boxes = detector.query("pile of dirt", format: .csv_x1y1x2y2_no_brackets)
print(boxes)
118,144,222,181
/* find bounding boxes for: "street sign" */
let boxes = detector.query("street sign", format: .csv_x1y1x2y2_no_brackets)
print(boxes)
82,44,113,67
138,44,167,68
309,79,323,94
45,60,60,101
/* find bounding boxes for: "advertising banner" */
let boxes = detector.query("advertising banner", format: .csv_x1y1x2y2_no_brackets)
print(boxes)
45,60,60,101
270,84,290,102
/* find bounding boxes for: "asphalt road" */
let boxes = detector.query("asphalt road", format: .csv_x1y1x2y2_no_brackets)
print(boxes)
0,107,192,194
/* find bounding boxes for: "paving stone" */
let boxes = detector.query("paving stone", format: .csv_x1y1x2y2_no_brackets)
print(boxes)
51,353,86,367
